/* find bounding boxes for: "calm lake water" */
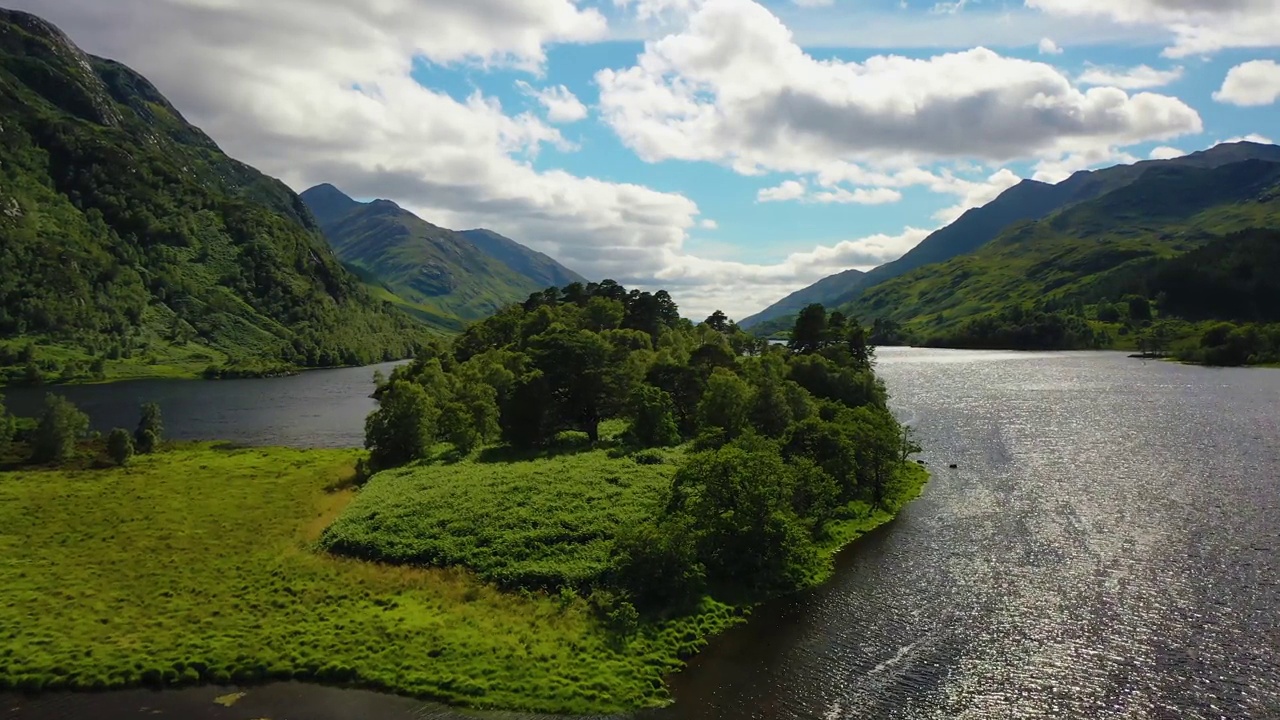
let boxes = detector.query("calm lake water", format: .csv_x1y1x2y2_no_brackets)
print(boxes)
4,349,1279,719
1,361,406,447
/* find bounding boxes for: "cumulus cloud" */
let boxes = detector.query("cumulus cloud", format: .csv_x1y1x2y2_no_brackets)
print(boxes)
1078,64,1184,90
1038,37,1063,55
757,180,902,205
1217,133,1275,146
1149,146,1186,160
1213,60,1280,107
699,218,719,229
516,82,590,122
1026,0,1280,57
596,0,1201,172
1032,147,1139,184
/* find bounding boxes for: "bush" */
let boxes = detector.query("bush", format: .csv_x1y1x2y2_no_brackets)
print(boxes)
630,449,665,466
0,394,14,453
107,428,135,466
32,395,90,463
135,403,163,454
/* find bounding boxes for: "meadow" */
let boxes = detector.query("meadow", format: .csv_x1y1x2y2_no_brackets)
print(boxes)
0,439,926,712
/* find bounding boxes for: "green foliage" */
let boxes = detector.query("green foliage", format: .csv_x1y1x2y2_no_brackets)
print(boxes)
345,284,921,634
695,369,753,440
323,430,681,592
134,402,162,453
0,394,14,453
0,444,761,713
31,394,89,463
364,380,438,470
629,385,681,448
106,427,134,466
0,16,427,385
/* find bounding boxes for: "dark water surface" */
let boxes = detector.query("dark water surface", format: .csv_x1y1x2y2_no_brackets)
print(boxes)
5,349,1279,719
1,361,405,447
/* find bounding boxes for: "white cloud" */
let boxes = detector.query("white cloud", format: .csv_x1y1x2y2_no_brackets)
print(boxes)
516,82,590,122
1078,63,1183,90
757,180,902,205
1213,60,1280,107
1217,133,1275,146
1149,146,1186,160
757,180,809,202
1032,147,1139,183
699,218,719,229
1038,37,1063,55
596,0,1201,174
1027,0,1280,57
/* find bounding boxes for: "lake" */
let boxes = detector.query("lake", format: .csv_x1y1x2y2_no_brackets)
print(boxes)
4,349,1279,719
1,361,405,448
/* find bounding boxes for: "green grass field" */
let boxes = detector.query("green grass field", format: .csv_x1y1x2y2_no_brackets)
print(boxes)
0,441,927,712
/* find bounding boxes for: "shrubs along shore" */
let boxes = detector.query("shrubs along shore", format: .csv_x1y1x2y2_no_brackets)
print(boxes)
0,281,928,713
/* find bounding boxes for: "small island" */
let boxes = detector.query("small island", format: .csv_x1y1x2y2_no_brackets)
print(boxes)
0,283,926,714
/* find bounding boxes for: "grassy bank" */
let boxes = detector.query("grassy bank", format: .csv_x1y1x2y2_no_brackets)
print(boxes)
0,442,926,712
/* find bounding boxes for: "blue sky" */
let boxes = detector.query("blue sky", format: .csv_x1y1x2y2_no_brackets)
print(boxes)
21,0,1280,318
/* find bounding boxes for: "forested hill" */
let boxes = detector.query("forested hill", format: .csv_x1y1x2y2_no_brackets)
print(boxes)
745,141,1280,336
738,268,866,330
0,9,430,384
300,184,582,334
841,159,1280,364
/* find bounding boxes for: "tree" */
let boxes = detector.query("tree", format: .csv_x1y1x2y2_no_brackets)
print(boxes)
135,402,163,454
629,385,681,448
668,442,817,592
583,297,625,332
783,418,859,498
364,380,438,470
696,368,753,439
1125,295,1152,324
609,516,705,612
749,379,794,438
788,303,827,354
439,383,500,455
529,327,611,442
107,428,135,466
32,395,90,463
703,310,730,333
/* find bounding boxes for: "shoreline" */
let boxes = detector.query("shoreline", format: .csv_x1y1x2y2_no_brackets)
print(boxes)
0,445,928,714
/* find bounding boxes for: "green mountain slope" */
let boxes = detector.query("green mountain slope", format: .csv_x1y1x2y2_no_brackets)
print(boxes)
840,159,1280,357
739,269,867,333
459,228,586,289
0,10,427,384
300,185,576,334
746,142,1280,335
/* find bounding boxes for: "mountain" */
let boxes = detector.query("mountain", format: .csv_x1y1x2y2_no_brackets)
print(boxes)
300,185,577,333
458,229,585,289
738,269,867,329
841,159,1280,356
0,9,428,384
745,141,1280,335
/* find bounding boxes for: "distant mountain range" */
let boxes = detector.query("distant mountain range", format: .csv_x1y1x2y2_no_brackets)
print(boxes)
743,141,1280,335
0,9,428,383
300,185,585,334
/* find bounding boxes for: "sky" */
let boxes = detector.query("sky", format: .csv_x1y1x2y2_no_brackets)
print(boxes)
12,0,1280,320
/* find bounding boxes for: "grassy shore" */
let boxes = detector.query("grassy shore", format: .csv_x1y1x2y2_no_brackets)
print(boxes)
0,442,927,713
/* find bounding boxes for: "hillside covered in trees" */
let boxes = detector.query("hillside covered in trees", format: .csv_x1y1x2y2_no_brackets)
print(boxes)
321,281,926,644
745,143,1280,363
0,10,429,385
747,157,1280,366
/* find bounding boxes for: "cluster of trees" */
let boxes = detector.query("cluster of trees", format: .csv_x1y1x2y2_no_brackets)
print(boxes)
925,304,1105,351
365,284,917,614
0,393,163,466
